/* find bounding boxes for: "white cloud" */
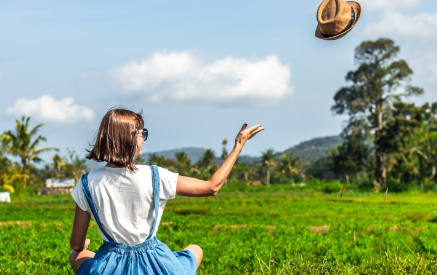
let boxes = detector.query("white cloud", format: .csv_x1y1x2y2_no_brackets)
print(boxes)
6,95,94,124
362,11,437,38
112,51,293,106
363,0,420,10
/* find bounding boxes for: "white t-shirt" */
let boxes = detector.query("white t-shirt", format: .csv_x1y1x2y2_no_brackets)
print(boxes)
71,165,178,245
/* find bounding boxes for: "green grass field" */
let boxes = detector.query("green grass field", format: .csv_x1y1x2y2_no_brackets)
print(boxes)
1,184,437,274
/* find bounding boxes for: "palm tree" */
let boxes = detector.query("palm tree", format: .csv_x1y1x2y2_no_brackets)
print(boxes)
197,149,216,169
66,149,88,182
261,149,276,185
235,163,255,182
221,139,228,159
0,138,8,157
50,154,67,177
147,153,167,167
174,152,191,174
0,139,10,176
400,122,437,193
0,116,57,171
279,151,302,179
134,155,147,165
195,149,216,180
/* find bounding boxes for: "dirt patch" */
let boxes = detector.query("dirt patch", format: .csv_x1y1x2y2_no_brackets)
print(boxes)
213,224,249,230
266,225,276,232
230,225,248,229
309,225,330,234
0,221,32,228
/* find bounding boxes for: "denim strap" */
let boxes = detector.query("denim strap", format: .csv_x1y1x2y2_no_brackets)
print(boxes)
81,173,115,242
147,165,160,239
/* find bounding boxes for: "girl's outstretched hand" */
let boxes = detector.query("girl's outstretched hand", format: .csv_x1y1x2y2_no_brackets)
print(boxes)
235,123,264,149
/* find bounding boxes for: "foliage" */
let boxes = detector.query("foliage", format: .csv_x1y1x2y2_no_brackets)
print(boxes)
274,151,303,183
0,163,30,192
194,149,217,180
0,184,15,193
221,139,228,159
261,149,276,185
234,163,259,182
174,151,192,175
332,38,423,192
63,149,88,182
134,155,147,165
306,155,337,180
333,132,373,184
385,102,437,192
148,153,168,167
49,154,67,177
399,122,437,192
0,116,57,171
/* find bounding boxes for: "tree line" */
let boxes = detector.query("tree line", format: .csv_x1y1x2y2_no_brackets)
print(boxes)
0,117,87,194
0,38,436,194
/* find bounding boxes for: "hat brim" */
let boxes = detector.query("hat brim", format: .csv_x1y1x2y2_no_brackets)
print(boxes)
315,1,361,41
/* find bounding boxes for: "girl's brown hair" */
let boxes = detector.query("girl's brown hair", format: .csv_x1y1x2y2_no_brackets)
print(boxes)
86,107,144,171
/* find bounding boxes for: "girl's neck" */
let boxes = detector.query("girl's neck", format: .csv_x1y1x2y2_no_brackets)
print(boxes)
106,162,125,168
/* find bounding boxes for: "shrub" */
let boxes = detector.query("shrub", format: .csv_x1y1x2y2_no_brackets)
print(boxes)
319,181,344,193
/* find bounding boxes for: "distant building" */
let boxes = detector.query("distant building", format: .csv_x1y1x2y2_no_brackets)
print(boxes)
38,178,75,195
0,192,11,203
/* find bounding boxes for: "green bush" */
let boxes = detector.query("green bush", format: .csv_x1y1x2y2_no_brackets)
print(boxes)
319,180,344,193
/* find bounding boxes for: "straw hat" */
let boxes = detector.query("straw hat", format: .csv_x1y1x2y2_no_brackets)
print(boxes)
315,0,361,40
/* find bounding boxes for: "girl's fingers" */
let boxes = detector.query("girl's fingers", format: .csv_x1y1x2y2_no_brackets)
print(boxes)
248,127,264,139
84,239,91,250
238,124,263,141
240,123,249,131
247,124,262,133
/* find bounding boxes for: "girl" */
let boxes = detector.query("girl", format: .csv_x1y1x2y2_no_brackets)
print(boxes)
69,107,264,274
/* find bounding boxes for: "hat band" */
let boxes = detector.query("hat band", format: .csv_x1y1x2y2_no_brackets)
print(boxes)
321,7,355,38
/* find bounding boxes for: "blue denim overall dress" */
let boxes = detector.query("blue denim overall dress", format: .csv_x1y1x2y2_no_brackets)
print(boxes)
77,165,197,275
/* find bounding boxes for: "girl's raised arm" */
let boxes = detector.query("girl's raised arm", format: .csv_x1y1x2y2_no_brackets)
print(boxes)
176,123,264,197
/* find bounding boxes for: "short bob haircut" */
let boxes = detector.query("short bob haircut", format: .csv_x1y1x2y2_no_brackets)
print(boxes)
86,107,144,171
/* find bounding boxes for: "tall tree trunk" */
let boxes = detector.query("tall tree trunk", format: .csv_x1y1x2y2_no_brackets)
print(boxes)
373,151,386,193
266,170,270,185
346,174,350,185
429,165,436,183
373,104,386,193
22,157,28,172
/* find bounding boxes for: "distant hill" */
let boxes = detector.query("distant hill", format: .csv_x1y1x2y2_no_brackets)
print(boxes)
285,135,343,162
141,147,260,165
86,136,343,169
141,147,205,163
140,136,343,164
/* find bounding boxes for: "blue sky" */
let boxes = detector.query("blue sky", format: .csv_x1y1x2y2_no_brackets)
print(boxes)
1,0,437,161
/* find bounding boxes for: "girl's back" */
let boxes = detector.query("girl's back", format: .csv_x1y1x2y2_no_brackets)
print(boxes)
72,165,178,245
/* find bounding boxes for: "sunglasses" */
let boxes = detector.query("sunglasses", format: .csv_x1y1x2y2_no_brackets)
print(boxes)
142,128,148,141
